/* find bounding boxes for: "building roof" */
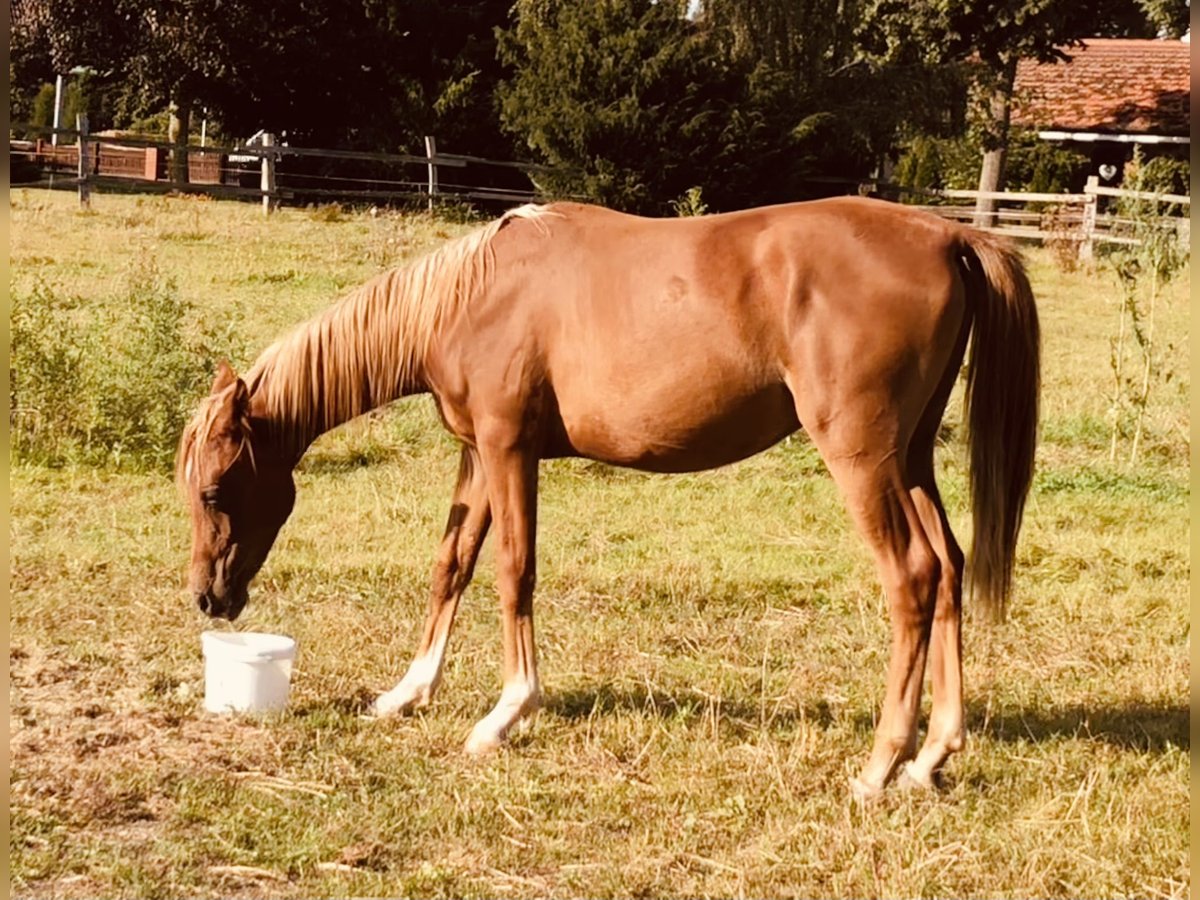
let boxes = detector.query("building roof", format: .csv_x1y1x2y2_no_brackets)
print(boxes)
1012,38,1190,135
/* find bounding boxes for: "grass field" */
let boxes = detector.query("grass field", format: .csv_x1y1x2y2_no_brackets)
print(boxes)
9,190,1190,898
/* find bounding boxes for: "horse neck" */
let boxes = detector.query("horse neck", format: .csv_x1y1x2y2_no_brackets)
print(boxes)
244,269,433,461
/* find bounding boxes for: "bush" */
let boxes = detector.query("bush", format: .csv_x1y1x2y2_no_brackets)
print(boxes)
10,262,242,471
10,282,91,464
894,128,1091,195
1133,154,1189,198
1004,130,1091,194
30,83,57,133
671,186,708,217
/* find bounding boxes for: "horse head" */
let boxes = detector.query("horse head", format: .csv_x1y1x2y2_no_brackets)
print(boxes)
177,362,296,620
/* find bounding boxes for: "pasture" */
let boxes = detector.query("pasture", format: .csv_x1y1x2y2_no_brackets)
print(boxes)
9,190,1189,898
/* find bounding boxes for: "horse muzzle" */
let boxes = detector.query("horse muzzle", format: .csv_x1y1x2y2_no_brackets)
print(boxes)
194,585,247,621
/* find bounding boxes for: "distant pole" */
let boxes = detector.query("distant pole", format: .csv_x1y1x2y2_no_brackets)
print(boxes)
76,113,91,209
1079,175,1098,263
424,135,438,213
261,132,277,216
52,74,64,146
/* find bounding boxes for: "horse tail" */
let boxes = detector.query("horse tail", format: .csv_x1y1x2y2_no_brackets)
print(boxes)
957,229,1040,621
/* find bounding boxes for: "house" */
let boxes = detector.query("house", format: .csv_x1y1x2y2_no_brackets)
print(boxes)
1011,37,1190,183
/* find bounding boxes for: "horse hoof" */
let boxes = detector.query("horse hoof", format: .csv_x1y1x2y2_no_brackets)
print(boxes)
371,685,431,718
464,727,504,756
370,697,399,718
849,776,884,802
896,762,937,792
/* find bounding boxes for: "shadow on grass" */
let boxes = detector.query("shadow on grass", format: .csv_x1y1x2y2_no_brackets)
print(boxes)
291,687,376,718
546,683,1187,754
964,700,1189,754
545,681,838,731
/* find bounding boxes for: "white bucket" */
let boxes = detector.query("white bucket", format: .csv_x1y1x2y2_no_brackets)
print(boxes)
202,631,297,714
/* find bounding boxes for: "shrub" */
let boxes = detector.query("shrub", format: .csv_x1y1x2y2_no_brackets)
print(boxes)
10,282,91,464
1005,130,1091,195
894,128,1091,195
1105,147,1190,466
671,187,708,217
10,261,243,471
1132,154,1189,200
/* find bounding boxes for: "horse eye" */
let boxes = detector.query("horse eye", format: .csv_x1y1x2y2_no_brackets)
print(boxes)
200,486,220,507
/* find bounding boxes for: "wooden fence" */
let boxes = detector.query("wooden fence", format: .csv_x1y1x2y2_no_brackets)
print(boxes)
11,122,1191,253
816,176,1190,260
10,120,548,213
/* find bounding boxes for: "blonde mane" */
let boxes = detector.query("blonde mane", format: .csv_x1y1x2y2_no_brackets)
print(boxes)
192,204,552,463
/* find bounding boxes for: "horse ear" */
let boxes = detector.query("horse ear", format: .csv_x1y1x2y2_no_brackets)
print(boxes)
228,376,249,416
211,361,237,394
210,361,249,426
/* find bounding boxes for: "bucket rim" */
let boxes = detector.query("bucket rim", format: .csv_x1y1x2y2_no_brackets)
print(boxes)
202,630,297,662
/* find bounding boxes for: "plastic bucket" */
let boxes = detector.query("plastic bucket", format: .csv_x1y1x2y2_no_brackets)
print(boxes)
202,631,297,714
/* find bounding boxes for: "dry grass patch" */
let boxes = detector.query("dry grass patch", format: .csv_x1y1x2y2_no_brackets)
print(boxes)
9,189,1189,899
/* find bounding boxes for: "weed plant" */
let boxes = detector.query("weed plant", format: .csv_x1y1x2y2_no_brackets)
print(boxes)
10,257,242,470
1103,148,1189,465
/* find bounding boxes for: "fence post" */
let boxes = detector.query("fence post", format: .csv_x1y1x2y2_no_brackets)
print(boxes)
260,133,276,216
1079,175,1098,263
424,135,438,212
52,74,63,146
77,113,91,210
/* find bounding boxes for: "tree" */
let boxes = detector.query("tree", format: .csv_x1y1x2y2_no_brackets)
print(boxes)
501,0,891,213
358,0,515,156
866,0,1188,224
13,0,260,181
696,0,972,182
11,0,518,172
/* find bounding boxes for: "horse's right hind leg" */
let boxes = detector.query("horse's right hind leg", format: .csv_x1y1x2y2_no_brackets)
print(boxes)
373,446,492,716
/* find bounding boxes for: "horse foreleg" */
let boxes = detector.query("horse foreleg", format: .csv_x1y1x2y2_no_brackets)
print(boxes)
464,438,541,755
901,467,966,789
373,447,491,716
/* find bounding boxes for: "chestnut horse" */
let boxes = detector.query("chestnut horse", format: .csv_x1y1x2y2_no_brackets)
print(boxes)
177,199,1039,796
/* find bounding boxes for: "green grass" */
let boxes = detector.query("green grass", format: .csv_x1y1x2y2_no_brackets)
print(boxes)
9,190,1190,898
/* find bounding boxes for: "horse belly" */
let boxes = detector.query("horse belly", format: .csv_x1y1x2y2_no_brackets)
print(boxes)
555,378,799,473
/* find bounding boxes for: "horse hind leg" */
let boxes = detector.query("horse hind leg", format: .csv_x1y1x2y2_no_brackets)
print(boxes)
900,450,966,789
896,308,971,789
373,446,491,716
803,419,940,798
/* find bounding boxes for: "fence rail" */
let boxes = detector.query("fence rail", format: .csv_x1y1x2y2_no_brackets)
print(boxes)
814,176,1189,259
11,123,1192,254
10,121,547,212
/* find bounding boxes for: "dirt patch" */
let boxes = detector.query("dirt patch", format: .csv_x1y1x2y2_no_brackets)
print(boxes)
10,640,281,855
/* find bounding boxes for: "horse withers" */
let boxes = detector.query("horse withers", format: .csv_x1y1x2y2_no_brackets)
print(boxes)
177,198,1039,797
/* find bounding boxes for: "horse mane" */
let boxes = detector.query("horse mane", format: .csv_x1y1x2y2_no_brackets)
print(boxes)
222,203,554,456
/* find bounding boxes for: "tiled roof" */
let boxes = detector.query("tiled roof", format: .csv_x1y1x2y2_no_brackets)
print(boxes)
1012,38,1189,135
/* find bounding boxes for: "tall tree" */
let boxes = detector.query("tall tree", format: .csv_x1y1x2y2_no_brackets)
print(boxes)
11,0,516,173
14,0,258,181
866,0,1188,223
499,0,780,212
698,0,971,181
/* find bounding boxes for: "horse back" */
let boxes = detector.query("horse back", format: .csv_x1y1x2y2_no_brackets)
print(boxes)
428,199,968,469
